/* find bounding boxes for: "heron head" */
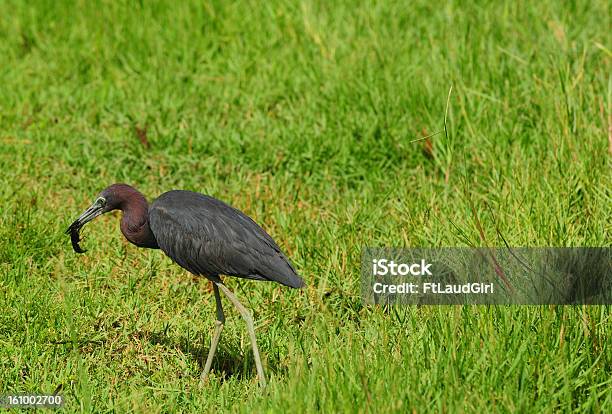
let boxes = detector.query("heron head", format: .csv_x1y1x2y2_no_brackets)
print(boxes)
65,184,133,253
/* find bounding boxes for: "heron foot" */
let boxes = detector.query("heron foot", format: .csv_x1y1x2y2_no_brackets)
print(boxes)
216,282,267,388
201,320,224,381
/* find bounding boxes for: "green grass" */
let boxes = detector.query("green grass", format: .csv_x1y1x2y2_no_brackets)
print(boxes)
1,0,611,412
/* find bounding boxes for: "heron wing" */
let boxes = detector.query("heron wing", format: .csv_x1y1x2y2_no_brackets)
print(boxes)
148,190,304,288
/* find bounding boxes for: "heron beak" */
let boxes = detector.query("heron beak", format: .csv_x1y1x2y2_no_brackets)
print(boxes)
65,197,107,253
65,197,105,234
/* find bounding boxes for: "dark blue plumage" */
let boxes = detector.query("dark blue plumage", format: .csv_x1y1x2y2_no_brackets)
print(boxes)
149,190,304,288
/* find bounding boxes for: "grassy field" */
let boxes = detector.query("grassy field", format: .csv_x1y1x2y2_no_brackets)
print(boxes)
1,0,611,412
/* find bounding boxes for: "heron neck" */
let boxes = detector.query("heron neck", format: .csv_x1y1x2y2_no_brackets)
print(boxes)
120,193,158,249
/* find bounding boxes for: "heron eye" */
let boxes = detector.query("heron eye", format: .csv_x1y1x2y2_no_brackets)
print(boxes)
96,197,106,206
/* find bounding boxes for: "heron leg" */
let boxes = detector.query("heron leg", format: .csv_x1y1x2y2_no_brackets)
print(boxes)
201,282,225,381
216,282,267,387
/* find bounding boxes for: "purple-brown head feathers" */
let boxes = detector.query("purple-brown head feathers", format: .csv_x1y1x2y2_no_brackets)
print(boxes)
66,183,156,253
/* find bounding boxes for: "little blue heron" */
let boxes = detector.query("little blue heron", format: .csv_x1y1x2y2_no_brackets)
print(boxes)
66,183,304,387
